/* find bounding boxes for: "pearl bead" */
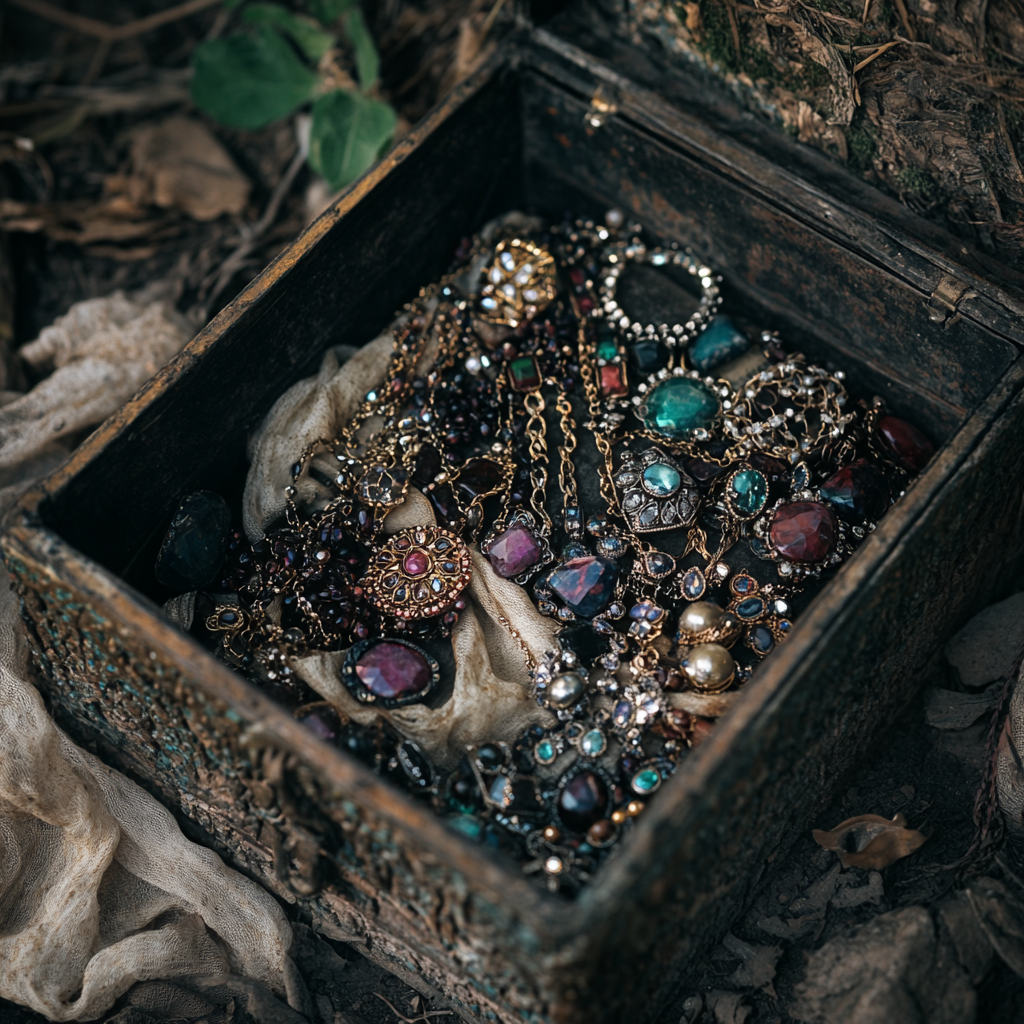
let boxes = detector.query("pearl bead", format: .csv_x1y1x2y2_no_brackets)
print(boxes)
678,601,725,637
548,672,586,709
681,643,735,693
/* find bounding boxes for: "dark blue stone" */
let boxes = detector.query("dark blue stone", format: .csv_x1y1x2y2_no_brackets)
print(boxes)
737,597,765,620
629,338,668,376
550,555,619,618
155,490,232,590
688,315,751,373
750,625,775,654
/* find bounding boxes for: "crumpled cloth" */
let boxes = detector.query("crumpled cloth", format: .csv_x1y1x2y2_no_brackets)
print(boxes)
0,574,300,1021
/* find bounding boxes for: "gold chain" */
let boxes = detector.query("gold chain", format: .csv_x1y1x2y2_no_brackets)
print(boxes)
523,389,552,531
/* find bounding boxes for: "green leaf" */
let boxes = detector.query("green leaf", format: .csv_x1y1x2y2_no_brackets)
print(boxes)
191,26,319,130
242,3,335,63
342,7,379,90
308,89,396,190
307,0,357,25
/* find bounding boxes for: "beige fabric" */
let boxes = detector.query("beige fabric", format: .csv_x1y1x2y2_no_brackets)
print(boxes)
0,576,298,1021
997,664,1024,838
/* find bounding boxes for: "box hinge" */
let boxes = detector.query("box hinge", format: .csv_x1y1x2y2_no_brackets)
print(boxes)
586,85,619,128
928,273,976,326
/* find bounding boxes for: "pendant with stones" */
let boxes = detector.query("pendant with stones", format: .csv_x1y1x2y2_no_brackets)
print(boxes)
614,447,699,534
341,637,440,708
725,573,793,657
478,238,558,327
723,464,769,520
480,509,553,584
363,526,473,619
635,369,725,443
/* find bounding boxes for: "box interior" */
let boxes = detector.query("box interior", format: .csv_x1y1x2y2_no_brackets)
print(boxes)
31,44,1022,867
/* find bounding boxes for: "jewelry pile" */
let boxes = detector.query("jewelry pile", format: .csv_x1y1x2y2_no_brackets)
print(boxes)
189,212,935,893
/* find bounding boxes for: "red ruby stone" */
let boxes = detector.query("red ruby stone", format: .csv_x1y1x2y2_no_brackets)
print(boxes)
403,550,430,576
599,363,628,397
355,641,431,699
769,501,837,563
819,459,890,523
487,524,543,578
877,415,934,473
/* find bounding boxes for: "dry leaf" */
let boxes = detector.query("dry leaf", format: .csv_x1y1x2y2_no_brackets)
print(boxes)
813,813,927,869
721,933,781,993
0,196,174,247
127,116,251,222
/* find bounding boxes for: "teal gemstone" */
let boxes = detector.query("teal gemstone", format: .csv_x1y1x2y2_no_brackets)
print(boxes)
631,768,662,794
642,462,681,496
597,336,618,361
688,315,751,373
643,377,720,440
580,729,607,757
535,739,556,764
729,469,768,516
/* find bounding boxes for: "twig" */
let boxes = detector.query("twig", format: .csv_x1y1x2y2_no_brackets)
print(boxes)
853,40,902,74
891,0,916,41
201,131,310,316
373,992,452,1023
726,0,743,61
480,0,509,41
862,0,872,23
7,0,221,42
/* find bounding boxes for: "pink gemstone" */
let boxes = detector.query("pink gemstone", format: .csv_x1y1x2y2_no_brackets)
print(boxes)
355,641,431,699
487,524,543,578
403,549,430,576
769,501,837,563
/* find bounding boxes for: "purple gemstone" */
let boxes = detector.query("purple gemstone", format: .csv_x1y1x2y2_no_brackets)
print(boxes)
557,770,609,833
355,641,431,699
549,555,618,618
487,524,543,578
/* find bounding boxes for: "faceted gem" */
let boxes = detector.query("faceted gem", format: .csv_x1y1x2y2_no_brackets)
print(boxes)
819,459,890,524
508,355,541,392
403,550,430,576
549,555,619,618
681,643,736,692
736,597,765,619
769,501,838,563
548,672,586,709
644,551,675,577
486,523,543,578
599,363,629,397
731,574,756,595
749,625,775,655
728,469,768,517
681,566,706,600
629,338,667,375
354,640,432,700
631,768,662,795
535,739,557,765
613,700,634,728
557,770,610,833
581,729,606,757
643,377,720,440
877,415,934,473
457,458,504,502
687,315,751,373
596,335,619,361
642,462,681,496
155,490,232,590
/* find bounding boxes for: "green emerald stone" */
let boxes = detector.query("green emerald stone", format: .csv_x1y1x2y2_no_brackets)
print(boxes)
642,462,680,496
729,469,768,515
631,768,661,794
509,356,541,392
580,729,606,757
643,377,719,440
597,336,619,361
688,315,750,373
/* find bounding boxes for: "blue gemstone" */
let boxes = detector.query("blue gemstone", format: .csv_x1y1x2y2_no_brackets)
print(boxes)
737,597,765,619
631,768,662,794
646,552,674,576
688,315,751,373
581,729,606,756
642,462,681,496
749,625,775,654
549,555,619,618
535,739,556,764
682,566,706,599
613,700,634,728
733,575,756,594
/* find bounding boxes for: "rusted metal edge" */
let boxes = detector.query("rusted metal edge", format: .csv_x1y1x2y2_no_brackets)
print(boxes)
525,29,1024,340
576,353,1024,926
0,517,568,939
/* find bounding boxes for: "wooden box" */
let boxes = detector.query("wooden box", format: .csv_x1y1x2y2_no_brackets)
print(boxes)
6,31,1024,1024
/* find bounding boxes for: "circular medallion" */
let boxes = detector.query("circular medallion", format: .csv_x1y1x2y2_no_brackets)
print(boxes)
363,526,472,619
342,637,440,708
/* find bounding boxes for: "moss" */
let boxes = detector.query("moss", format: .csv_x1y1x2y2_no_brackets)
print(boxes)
800,60,831,90
697,0,742,74
897,167,936,199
